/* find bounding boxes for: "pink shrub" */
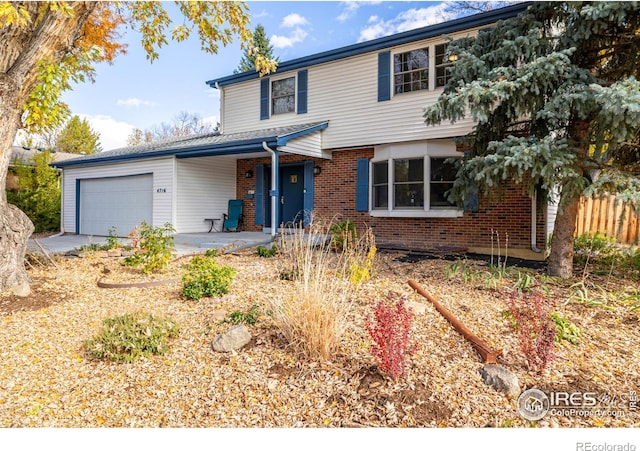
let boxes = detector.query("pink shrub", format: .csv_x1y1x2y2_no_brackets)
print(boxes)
366,294,417,381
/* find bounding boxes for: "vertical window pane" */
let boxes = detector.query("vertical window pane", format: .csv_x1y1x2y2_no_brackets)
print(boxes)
430,158,457,207
435,43,454,88
372,161,388,209
394,158,424,208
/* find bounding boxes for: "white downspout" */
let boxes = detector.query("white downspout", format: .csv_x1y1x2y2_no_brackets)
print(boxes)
531,189,541,253
262,142,277,237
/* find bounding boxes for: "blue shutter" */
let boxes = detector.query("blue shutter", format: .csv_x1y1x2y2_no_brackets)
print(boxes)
463,185,479,212
260,78,270,120
378,51,391,102
356,158,369,212
297,70,308,114
303,161,314,225
255,165,265,224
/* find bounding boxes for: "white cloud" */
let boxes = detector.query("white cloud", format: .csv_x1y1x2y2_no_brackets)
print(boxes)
357,3,454,42
337,1,382,23
78,114,135,151
116,97,158,107
271,28,309,49
281,13,309,28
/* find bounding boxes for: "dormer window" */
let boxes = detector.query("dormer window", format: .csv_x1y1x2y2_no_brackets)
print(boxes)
393,47,429,94
272,77,295,115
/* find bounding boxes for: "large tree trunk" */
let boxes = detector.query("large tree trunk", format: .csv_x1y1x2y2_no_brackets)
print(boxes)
547,191,580,278
0,2,96,294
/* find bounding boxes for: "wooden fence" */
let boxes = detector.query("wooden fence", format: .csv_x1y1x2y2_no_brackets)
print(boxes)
575,194,639,245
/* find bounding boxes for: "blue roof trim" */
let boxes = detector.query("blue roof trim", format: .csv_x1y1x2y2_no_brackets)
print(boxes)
276,122,328,147
206,3,530,88
55,138,278,168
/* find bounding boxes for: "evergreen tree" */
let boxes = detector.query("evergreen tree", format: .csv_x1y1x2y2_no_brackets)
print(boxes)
424,2,640,278
7,151,61,233
235,25,278,73
55,115,102,154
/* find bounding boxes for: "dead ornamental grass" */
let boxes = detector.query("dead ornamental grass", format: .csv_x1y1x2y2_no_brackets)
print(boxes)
270,219,373,360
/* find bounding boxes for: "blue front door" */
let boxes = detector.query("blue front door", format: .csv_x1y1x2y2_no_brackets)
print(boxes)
279,165,305,226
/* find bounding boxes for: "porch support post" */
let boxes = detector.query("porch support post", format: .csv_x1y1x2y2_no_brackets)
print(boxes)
262,142,279,237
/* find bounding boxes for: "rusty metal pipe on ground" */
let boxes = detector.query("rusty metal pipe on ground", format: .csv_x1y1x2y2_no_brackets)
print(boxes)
408,279,501,364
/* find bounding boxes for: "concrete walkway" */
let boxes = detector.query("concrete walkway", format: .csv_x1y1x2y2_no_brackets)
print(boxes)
28,232,275,256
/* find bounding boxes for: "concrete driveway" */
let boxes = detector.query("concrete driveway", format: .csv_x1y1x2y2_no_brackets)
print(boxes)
28,232,274,256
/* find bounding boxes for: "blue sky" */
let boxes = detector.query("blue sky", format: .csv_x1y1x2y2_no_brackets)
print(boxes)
61,1,462,151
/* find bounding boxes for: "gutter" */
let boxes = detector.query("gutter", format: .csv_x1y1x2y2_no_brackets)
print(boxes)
262,142,279,237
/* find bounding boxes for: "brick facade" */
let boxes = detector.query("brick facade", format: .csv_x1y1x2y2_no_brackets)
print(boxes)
236,148,548,253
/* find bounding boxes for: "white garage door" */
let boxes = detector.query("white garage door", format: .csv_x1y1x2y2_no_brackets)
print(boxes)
79,174,153,236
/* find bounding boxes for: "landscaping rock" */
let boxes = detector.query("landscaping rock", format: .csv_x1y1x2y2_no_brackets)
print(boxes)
211,325,251,352
479,364,520,398
107,249,122,257
11,282,31,298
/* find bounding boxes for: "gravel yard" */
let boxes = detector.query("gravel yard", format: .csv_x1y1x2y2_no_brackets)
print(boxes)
0,249,638,429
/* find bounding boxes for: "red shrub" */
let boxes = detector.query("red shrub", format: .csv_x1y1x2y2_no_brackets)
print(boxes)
507,289,557,374
366,294,417,381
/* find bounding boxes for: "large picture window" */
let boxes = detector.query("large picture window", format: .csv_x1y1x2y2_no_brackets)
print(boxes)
393,47,429,94
272,77,295,115
394,158,424,208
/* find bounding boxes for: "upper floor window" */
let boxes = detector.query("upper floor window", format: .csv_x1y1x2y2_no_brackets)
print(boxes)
272,77,295,115
393,47,429,94
435,43,454,88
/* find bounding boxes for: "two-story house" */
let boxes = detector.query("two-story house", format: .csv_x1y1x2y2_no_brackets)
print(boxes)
55,3,550,258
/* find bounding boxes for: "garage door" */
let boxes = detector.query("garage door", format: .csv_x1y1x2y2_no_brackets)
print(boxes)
79,174,153,236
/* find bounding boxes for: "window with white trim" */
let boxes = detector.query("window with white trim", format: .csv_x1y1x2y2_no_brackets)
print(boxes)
272,77,295,114
370,142,461,217
393,47,429,94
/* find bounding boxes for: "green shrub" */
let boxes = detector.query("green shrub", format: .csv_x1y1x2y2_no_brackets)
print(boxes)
84,312,179,363
256,244,278,258
182,255,236,300
223,305,260,325
550,312,581,345
329,219,357,252
106,226,120,249
124,222,175,274
204,248,219,258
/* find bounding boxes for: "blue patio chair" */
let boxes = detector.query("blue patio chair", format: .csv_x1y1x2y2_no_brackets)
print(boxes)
222,199,243,232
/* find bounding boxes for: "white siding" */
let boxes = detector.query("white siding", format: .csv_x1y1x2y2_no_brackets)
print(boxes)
176,157,237,233
280,131,330,159
62,157,175,234
221,29,479,149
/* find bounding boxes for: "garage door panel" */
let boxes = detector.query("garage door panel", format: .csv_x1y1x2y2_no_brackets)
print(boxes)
79,174,153,236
